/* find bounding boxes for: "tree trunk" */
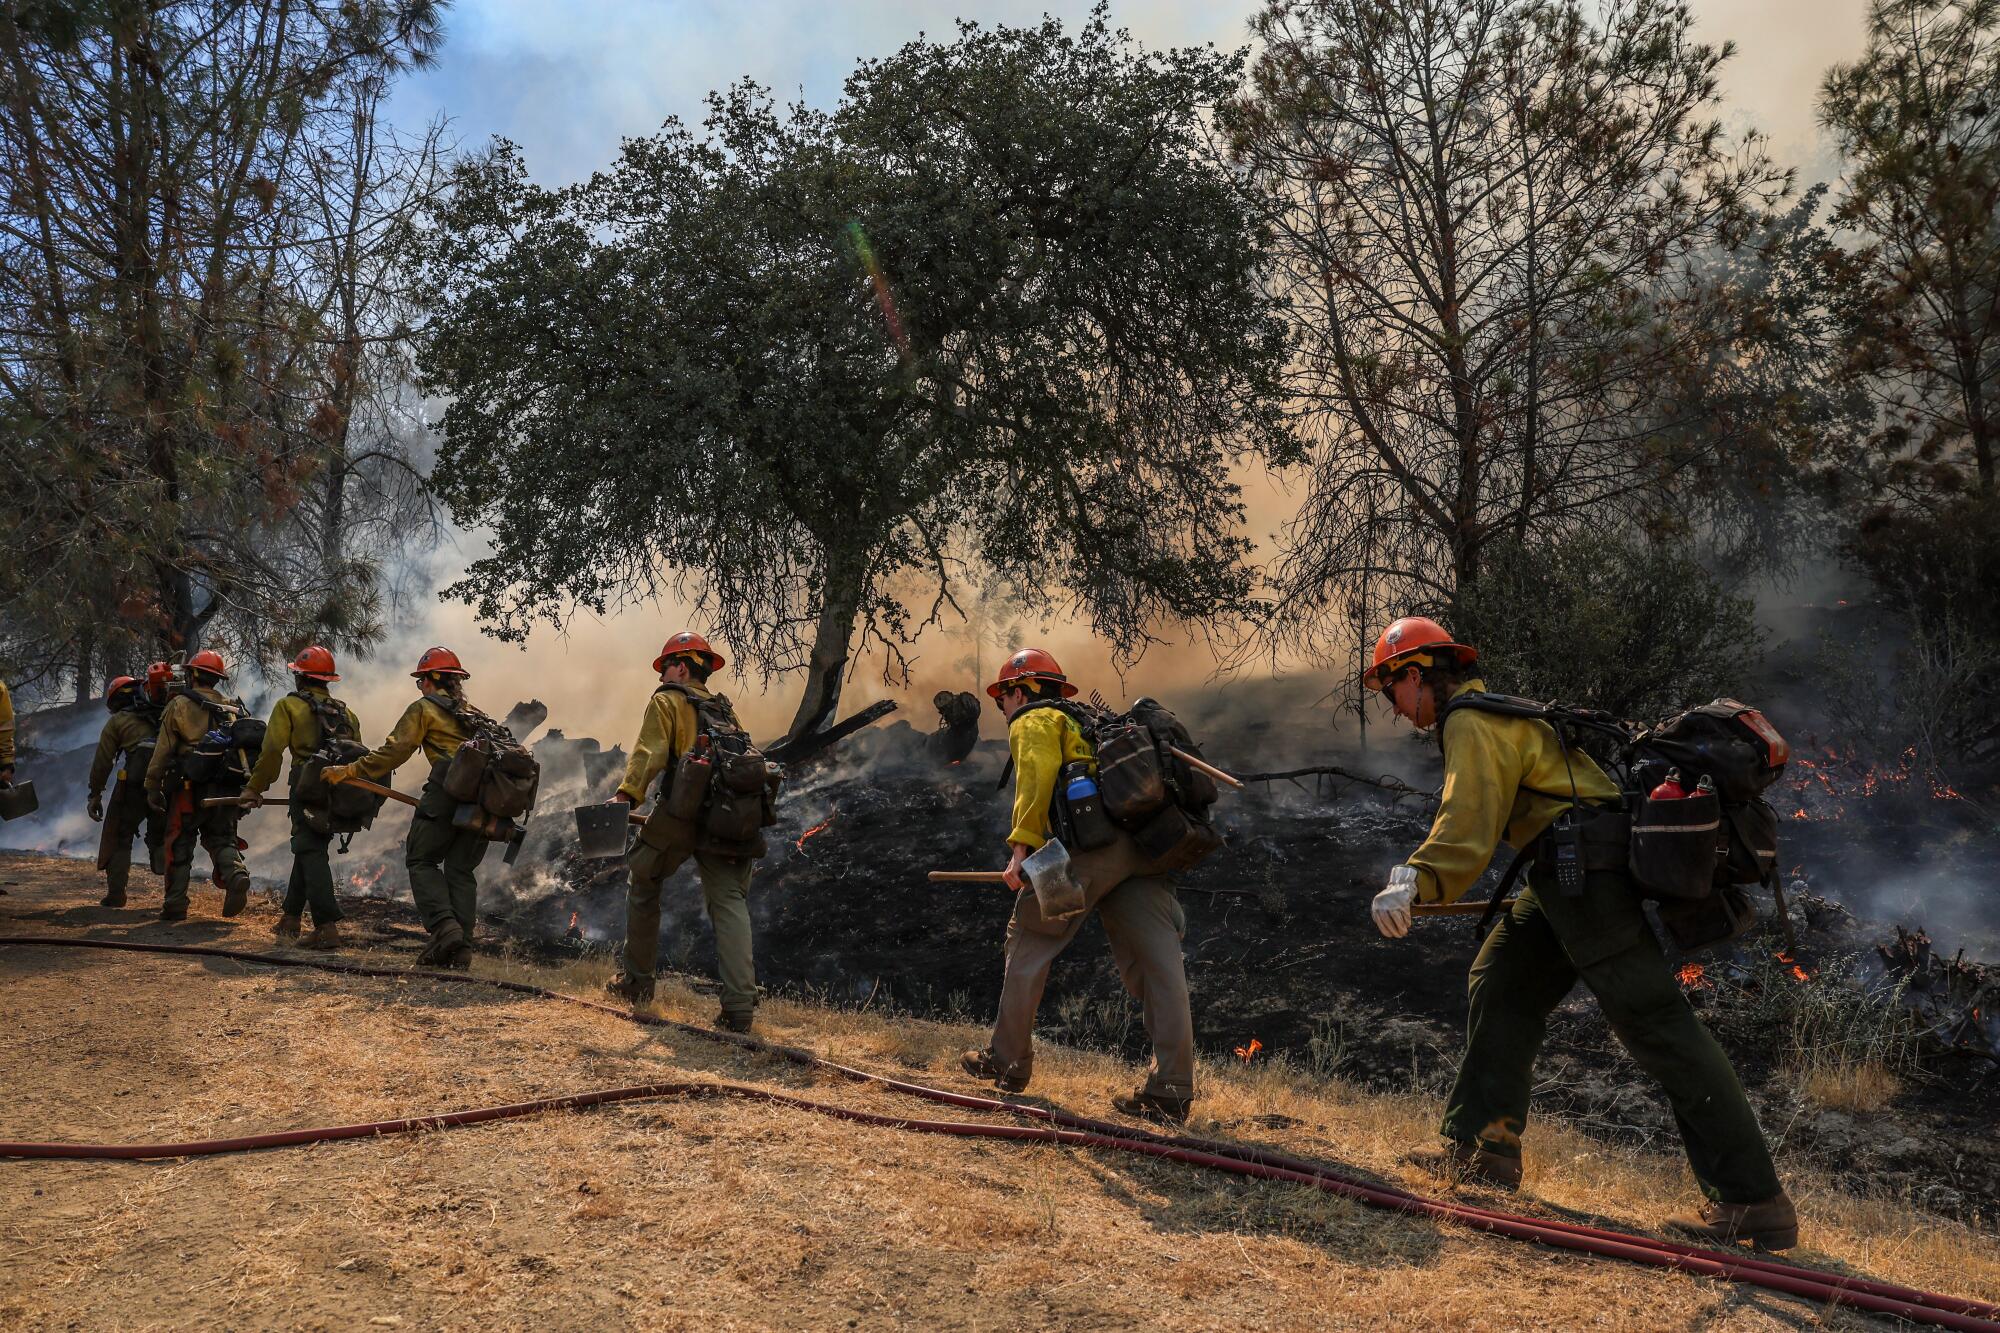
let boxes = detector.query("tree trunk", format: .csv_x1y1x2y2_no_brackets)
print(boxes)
73,626,94,705
784,551,867,742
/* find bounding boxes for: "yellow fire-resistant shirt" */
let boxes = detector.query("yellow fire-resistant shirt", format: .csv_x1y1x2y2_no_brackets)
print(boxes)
346,692,470,782
617,684,718,803
246,686,361,797
145,685,245,793
1006,704,1096,850
1406,679,1622,904
89,710,161,796
0,679,15,770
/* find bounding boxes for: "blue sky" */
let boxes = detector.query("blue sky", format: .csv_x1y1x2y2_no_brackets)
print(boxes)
387,0,1867,190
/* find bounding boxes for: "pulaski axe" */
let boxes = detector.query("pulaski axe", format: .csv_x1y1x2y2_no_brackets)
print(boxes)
930,836,1087,923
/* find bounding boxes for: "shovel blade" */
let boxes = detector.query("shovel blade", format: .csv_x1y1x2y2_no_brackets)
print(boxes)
574,801,633,858
1024,837,1086,921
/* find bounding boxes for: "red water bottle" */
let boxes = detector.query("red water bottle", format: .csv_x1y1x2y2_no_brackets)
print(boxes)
1650,768,1687,801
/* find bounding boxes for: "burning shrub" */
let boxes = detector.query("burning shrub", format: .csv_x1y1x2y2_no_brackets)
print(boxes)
1451,529,1758,723
1721,950,1924,1113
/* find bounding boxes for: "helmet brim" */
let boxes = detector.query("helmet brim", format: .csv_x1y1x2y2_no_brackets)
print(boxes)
985,675,1079,700
1361,643,1476,691
653,650,725,674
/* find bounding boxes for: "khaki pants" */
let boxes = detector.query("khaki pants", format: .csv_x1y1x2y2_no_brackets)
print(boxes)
161,790,246,914
98,779,164,895
989,873,1194,1099
624,840,757,1020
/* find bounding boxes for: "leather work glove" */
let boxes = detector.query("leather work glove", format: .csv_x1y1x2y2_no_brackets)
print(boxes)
1002,842,1031,892
87,793,104,822
146,788,165,813
321,764,354,786
242,792,263,809
1372,865,1420,939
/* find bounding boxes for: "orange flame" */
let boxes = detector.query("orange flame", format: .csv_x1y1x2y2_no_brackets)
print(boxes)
568,911,579,930
1775,951,1811,983
1677,962,1708,989
348,865,387,891
794,811,836,853
1234,1038,1263,1063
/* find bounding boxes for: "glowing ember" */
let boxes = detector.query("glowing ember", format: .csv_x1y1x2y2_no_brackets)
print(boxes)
348,865,388,892
1785,743,1966,821
795,811,836,853
1234,1038,1263,1063
568,911,579,930
1676,962,1708,989
1775,951,1811,983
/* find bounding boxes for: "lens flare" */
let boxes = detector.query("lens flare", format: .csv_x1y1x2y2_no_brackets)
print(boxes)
846,221,909,360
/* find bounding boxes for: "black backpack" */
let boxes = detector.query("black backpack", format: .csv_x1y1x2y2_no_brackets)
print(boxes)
289,692,386,835
173,692,260,792
437,695,542,821
1017,696,1223,872
644,684,780,859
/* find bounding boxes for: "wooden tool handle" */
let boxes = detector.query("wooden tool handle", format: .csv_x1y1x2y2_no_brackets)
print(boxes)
1169,746,1245,790
1413,899,1514,916
929,871,1011,883
342,776,421,809
200,795,288,808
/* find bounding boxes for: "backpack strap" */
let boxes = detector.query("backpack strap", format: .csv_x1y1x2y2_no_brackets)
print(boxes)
993,698,1093,791
1473,834,1544,941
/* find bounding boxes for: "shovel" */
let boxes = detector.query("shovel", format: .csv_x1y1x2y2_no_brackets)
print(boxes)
930,836,1087,923
574,800,638,858
0,780,37,822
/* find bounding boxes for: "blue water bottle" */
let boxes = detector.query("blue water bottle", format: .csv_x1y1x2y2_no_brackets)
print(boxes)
1062,764,1116,850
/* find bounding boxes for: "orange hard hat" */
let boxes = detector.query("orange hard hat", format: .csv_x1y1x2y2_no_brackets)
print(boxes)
288,645,340,682
186,649,229,679
1361,616,1477,691
652,631,725,674
144,661,173,702
410,646,469,679
986,647,1079,700
105,676,139,710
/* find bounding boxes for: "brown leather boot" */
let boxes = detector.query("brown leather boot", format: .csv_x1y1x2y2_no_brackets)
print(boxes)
715,1009,753,1034
960,1048,1029,1094
221,878,249,917
273,914,303,942
1406,1140,1524,1192
1665,1192,1799,1251
417,919,465,967
301,921,344,951
1112,1088,1193,1124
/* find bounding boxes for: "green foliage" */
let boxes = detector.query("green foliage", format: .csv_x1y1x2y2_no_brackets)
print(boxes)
1450,528,1759,722
412,8,1293,734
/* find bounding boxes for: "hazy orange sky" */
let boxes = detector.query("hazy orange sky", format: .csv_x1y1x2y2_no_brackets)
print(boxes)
345,0,1881,749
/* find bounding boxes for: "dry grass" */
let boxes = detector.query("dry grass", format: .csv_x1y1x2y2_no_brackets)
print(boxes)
0,851,1996,1330
1795,1057,1905,1114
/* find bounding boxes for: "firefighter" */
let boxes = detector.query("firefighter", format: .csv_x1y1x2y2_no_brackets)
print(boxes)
323,647,485,968
144,650,253,922
1363,616,1796,1250
245,646,360,950
85,671,167,906
959,648,1197,1123
0,675,14,785
605,632,761,1032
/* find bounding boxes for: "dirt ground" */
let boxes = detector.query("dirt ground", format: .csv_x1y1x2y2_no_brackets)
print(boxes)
1,852,1996,1331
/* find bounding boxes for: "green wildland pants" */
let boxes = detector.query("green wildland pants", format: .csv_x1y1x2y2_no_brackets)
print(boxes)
283,809,343,927
161,790,247,914
1441,864,1782,1204
405,766,489,938
623,840,757,1019
98,779,164,896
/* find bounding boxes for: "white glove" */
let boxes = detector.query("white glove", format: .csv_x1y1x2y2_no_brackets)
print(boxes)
1372,865,1420,939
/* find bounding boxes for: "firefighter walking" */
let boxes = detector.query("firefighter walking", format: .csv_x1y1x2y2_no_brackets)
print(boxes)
144,651,254,922
605,632,763,1032
324,647,487,968
245,647,361,950
959,649,1197,1123
84,666,169,906
1362,616,1796,1250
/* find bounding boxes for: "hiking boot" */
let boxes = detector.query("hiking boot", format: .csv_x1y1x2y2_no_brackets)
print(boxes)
221,881,249,917
446,941,475,970
1407,1140,1524,1192
273,913,303,943
159,905,188,922
1665,1192,1799,1252
604,973,656,1005
416,919,465,967
715,1010,754,1034
100,890,127,908
1112,1088,1193,1124
960,1048,1029,1094
301,922,345,951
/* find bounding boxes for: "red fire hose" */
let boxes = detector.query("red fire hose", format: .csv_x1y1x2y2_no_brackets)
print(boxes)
2,935,1995,1331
